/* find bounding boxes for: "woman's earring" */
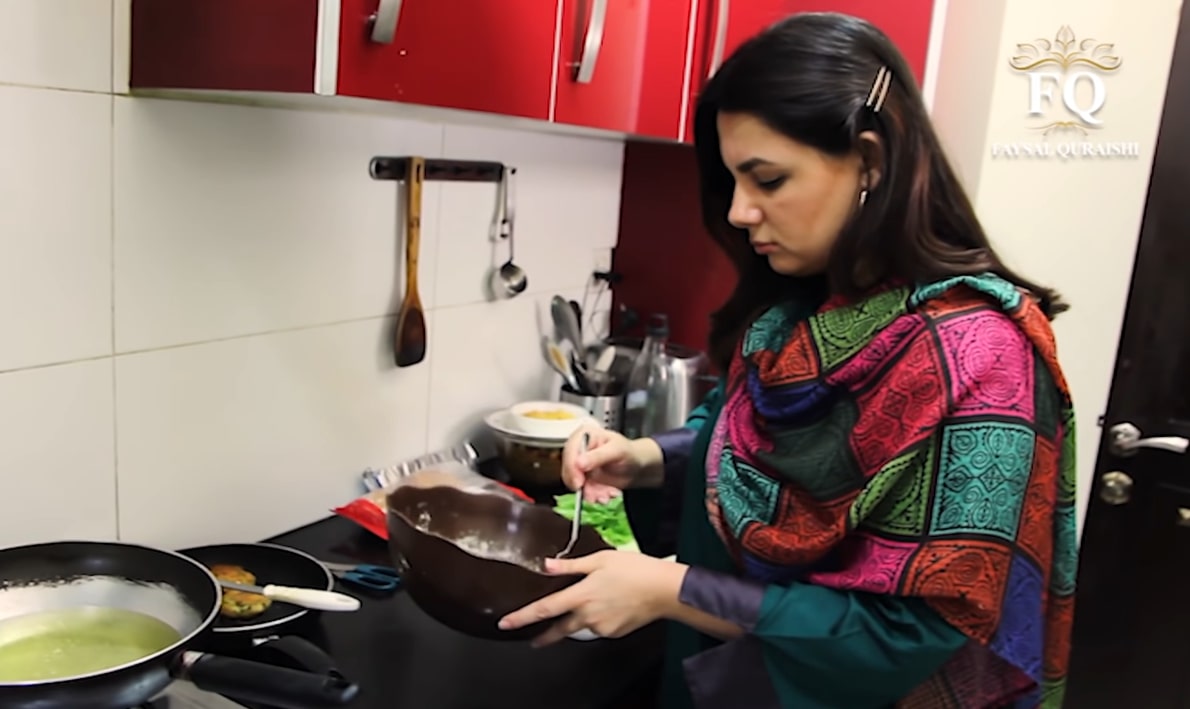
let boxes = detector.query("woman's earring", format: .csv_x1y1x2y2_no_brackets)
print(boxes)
858,189,868,206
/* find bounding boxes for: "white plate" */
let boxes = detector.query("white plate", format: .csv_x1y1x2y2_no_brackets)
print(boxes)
484,409,588,446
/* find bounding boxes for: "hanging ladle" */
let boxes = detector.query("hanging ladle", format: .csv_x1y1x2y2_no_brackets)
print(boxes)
493,166,527,298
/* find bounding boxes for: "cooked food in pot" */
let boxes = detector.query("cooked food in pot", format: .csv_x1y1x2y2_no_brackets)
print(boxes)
210,564,272,619
498,440,564,485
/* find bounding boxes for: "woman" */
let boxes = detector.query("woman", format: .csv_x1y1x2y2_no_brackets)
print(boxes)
498,12,1077,709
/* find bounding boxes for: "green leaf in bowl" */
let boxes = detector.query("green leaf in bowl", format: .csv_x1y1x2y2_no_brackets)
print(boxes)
553,493,640,552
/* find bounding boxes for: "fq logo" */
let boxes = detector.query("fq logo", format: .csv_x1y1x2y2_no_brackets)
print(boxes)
1010,25,1121,133
992,25,1139,160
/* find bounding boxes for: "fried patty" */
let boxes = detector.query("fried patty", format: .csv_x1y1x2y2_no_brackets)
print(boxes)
210,563,272,620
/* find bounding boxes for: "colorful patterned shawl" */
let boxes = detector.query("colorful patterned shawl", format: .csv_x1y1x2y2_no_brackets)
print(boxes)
705,274,1077,708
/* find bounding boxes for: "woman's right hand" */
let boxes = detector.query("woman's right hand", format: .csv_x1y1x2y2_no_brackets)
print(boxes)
561,424,661,504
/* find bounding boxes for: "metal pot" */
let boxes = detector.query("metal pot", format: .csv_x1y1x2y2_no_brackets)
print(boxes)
587,337,714,435
0,541,358,709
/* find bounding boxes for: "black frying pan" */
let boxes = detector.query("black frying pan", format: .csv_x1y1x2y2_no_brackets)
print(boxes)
0,541,357,709
179,543,336,636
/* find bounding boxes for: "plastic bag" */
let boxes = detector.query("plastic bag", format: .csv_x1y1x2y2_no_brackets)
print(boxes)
332,462,533,540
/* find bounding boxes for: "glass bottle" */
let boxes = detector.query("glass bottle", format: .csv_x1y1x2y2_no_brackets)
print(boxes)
621,313,671,439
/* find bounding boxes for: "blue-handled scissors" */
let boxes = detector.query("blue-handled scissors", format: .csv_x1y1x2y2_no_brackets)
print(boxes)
321,561,401,593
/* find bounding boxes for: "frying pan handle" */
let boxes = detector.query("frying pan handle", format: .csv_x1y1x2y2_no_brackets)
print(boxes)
253,635,341,677
181,651,359,708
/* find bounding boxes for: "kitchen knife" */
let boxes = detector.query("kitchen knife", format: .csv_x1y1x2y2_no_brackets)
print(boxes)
219,580,361,612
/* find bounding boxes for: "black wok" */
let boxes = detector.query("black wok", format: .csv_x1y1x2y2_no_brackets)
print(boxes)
0,541,359,709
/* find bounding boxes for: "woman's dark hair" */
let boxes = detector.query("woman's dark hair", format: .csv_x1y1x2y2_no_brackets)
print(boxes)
694,12,1067,370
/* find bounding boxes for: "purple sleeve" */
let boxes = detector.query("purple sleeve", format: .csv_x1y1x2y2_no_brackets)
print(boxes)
651,427,699,484
678,567,781,709
643,427,699,556
678,565,766,629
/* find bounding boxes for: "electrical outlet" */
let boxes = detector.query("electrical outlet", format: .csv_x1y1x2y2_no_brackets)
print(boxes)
592,248,613,274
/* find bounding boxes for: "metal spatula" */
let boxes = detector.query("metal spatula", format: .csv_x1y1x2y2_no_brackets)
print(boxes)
557,432,590,558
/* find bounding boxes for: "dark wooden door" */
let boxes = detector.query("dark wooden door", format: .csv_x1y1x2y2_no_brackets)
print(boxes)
1065,4,1190,707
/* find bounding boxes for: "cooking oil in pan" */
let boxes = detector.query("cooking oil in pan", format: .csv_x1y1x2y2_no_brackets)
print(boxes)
0,606,181,682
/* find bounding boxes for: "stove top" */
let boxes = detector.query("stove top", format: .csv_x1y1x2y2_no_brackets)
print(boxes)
136,682,248,709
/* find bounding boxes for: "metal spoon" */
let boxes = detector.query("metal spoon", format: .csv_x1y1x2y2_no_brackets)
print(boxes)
545,338,581,392
494,167,527,297
557,432,590,558
551,295,583,353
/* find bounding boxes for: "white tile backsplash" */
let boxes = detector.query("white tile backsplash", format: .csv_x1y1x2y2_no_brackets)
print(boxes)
112,97,445,352
0,0,113,92
114,317,430,549
0,86,112,373
0,360,117,548
422,284,613,454
425,295,559,452
1,45,623,546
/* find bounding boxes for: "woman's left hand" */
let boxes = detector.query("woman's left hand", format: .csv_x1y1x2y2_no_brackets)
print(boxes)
498,550,688,648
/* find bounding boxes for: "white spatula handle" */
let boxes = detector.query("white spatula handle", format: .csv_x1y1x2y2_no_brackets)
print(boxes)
261,584,361,612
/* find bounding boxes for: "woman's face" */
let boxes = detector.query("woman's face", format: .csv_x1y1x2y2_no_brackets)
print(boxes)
717,111,869,277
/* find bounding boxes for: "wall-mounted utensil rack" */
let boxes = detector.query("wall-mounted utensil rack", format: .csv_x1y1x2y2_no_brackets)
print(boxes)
369,156,505,183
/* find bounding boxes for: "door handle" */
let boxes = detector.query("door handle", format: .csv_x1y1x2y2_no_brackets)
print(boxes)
707,0,731,79
370,0,404,44
1108,422,1190,457
572,0,610,84
1100,470,1133,505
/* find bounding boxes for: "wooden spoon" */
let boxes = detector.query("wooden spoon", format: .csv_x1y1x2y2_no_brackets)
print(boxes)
394,156,427,367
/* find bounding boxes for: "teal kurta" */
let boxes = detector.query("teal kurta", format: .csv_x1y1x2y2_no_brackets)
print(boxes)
629,382,968,709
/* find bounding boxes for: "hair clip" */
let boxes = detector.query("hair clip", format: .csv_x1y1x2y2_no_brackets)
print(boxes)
865,66,892,114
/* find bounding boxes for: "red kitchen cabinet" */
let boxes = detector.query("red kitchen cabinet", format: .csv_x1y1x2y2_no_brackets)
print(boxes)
131,0,677,136
716,1,796,72
337,0,559,120
550,0,697,139
679,0,935,142
790,0,933,85
631,0,698,139
131,0,559,121
680,0,792,141
129,0,934,142
551,0,649,134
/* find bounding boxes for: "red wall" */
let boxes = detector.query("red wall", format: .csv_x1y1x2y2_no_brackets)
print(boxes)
611,140,734,361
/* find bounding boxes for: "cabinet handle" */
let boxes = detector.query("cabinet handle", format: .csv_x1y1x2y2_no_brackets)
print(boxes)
707,0,731,79
573,0,610,84
370,0,404,44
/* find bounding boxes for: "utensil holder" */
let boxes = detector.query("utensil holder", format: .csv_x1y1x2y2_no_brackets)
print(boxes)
560,384,624,432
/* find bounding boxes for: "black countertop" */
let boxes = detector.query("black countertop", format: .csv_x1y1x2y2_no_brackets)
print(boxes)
252,515,664,709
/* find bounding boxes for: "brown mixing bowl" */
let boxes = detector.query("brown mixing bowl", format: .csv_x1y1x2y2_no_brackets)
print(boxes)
386,485,612,641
